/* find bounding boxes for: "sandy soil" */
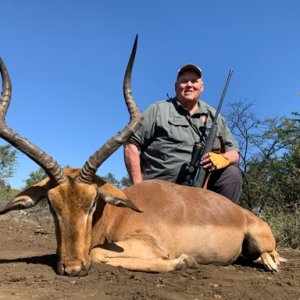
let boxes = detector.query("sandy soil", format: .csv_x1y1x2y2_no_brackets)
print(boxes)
0,211,299,300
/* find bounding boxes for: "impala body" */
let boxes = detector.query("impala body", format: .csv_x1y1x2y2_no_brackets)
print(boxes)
0,37,280,276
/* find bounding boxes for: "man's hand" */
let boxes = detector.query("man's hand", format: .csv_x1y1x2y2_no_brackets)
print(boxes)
200,152,230,171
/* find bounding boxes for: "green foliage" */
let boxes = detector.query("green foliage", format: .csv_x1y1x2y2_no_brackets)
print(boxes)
241,114,300,211
0,181,20,203
120,175,132,188
0,145,17,181
0,144,18,203
266,207,300,249
101,172,132,189
225,103,299,210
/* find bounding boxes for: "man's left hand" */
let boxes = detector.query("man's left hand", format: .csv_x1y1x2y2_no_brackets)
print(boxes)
200,152,230,171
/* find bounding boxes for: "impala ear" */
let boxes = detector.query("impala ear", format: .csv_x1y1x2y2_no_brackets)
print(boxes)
0,177,53,215
97,181,142,213
103,195,142,212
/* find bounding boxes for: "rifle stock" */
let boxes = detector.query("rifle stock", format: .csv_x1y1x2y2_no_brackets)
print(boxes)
191,125,218,187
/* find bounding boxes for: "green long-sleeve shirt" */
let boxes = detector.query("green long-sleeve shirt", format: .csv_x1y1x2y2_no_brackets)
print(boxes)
129,97,239,182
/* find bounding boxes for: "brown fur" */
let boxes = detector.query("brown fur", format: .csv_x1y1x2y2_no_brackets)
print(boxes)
0,168,280,276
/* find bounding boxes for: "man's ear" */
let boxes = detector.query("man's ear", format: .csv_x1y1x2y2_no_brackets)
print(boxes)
0,177,53,215
200,80,204,93
97,181,142,213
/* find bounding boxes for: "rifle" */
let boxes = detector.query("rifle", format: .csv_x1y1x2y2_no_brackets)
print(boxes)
177,69,233,187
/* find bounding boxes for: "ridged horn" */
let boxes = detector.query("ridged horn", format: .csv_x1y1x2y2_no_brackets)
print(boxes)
0,57,66,184
77,35,142,184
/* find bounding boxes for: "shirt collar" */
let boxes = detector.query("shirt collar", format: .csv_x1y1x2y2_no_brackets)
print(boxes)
173,97,209,117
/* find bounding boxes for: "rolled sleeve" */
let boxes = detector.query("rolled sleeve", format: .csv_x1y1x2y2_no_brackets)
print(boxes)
128,103,158,149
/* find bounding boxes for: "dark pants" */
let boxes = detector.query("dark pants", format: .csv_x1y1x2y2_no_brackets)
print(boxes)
207,165,243,204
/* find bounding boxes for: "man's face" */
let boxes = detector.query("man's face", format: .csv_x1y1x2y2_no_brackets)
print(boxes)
175,71,204,104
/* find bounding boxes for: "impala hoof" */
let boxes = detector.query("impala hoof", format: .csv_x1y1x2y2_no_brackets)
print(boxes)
260,252,279,272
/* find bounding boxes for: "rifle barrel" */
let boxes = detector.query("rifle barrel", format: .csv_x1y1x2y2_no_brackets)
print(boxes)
213,69,234,125
191,69,233,188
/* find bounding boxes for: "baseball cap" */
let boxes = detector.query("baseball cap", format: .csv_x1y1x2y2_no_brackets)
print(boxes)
177,64,202,79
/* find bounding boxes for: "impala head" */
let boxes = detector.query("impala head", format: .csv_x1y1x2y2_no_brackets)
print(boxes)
0,36,142,276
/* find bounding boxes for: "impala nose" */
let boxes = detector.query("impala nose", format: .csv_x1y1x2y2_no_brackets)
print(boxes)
64,265,81,276
58,261,90,277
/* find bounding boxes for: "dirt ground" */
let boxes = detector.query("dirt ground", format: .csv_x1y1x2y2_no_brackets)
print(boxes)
0,211,299,300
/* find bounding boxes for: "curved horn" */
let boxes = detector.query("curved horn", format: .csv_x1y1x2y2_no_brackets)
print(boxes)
0,57,66,184
77,35,142,184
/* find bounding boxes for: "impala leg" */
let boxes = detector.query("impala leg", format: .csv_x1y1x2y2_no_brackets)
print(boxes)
244,216,280,272
90,238,188,272
260,250,280,272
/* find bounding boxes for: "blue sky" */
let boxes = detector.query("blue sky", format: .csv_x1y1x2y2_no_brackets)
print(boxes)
1,0,299,188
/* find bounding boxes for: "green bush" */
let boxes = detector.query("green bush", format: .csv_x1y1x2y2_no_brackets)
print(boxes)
265,207,300,249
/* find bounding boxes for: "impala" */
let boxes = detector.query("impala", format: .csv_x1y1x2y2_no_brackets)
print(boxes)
0,36,280,276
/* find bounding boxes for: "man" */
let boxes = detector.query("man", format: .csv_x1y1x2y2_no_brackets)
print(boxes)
124,64,243,203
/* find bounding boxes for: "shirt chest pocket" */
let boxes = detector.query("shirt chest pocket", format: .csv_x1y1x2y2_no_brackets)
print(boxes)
167,117,193,143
